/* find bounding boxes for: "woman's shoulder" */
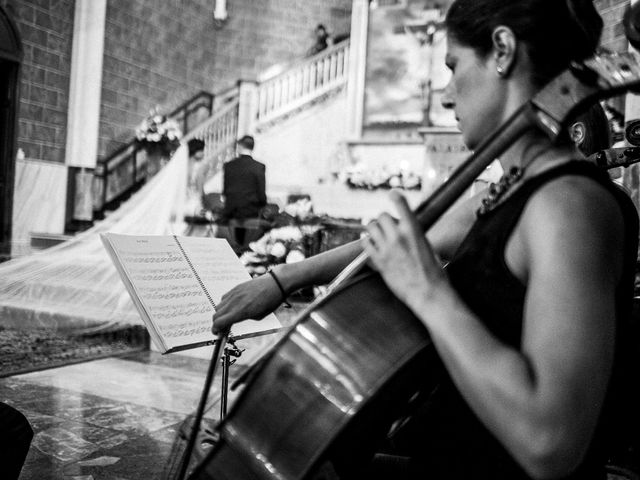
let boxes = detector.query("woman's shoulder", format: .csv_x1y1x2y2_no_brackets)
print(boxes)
519,169,625,256
527,167,622,220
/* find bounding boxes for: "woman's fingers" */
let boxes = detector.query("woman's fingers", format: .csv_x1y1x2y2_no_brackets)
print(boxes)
211,274,283,334
366,218,382,246
366,213,398,251
212,287,246,333
212,322,231,336
389,190,422,238
212,307,232,333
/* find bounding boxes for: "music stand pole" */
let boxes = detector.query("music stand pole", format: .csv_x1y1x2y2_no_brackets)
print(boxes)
175,332,228,480
219,338,243,419
220,350,231,418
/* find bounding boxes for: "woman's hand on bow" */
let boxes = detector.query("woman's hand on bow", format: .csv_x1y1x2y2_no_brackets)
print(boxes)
363,190,450,313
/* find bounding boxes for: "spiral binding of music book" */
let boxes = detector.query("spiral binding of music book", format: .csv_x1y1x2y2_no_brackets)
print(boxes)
173,235,217,309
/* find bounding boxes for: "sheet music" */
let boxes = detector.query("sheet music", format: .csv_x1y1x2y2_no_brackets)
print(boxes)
103,234,214,351
102,233,281,352
177,236,282,338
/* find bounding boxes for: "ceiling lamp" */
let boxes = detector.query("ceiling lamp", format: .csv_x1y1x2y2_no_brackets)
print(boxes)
214,0,228,27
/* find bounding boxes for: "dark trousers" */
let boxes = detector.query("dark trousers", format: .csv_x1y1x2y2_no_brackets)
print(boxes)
0,402,33,479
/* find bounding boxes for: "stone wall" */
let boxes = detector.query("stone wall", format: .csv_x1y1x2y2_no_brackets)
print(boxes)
596,0,630,52
1,0,352,164
2,0,352,254
2,0,631,165
0,0,74,164
99,0,352,158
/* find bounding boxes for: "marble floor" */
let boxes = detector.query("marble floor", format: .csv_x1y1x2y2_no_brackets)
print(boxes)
0,304,306,480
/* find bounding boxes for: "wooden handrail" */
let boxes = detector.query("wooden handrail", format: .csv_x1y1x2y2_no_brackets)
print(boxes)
183,98,241,186
93,90,222,214
167,90,214,117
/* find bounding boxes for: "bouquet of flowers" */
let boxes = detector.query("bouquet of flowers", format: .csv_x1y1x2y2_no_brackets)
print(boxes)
135,109,182,156
282,197,314,220
338,162,422,190
239,225,322,276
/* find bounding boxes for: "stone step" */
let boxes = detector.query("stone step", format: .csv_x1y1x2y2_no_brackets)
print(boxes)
0,300,141,331
29,232,74,251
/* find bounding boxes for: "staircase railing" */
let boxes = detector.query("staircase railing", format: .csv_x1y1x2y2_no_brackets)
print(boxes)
91,40,350,219
161,42,351,201
168,90,215,139
92,91,215,215
182,93,241,183
255,39,350,126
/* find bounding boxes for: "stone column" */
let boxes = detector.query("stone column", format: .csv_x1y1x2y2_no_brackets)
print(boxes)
65,0,107,222
237,80,259,137
65,0,107,169
346,0,369,139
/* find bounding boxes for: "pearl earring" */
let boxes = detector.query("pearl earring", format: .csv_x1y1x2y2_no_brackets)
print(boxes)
497,65,505,76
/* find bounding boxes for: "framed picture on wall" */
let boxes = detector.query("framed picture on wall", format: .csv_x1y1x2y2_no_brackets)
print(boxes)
364,0,456,130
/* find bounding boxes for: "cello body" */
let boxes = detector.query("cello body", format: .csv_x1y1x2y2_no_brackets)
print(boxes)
189,271,437,479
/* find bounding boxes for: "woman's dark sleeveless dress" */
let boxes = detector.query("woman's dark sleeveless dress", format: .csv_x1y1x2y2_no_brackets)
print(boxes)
399,161,638,479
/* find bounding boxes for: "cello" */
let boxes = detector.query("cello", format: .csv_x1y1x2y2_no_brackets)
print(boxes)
180,8,640,480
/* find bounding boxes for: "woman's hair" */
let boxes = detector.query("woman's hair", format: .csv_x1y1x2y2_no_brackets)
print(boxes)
445,0,603,86
573,102,611,156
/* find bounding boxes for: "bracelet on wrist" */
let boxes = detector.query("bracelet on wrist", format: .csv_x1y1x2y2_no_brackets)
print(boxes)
268,269,291,308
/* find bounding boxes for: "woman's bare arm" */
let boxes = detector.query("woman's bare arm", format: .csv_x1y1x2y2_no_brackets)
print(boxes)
212,239,363,331
212,188,482,332
365,183,623,478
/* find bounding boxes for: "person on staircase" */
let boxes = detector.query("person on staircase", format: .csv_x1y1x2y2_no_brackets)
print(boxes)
307,24,331,57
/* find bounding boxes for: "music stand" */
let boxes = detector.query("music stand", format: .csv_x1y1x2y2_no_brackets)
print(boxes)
167,319,282,480
219,336,243,418
170,332,229,480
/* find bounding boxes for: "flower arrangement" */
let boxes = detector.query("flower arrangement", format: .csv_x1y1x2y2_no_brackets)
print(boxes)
236,199,326,275
135,109,182,156
240,225,321,276
238,199,366,288
268,198,325,230
282,197,313,220
338,162,422,191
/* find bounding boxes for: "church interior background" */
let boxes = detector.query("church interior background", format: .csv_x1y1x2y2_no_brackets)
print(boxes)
0,0,638,479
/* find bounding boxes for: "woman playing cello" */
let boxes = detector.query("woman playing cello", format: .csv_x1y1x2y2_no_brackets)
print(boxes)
213,0,638,478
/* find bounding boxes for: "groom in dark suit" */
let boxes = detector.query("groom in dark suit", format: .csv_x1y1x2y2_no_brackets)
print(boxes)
222,135,267,247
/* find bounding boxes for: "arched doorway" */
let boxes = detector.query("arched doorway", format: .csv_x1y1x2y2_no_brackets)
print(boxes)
0,6,22,258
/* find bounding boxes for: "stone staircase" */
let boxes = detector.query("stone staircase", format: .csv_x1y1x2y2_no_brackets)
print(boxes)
182,39,352,204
